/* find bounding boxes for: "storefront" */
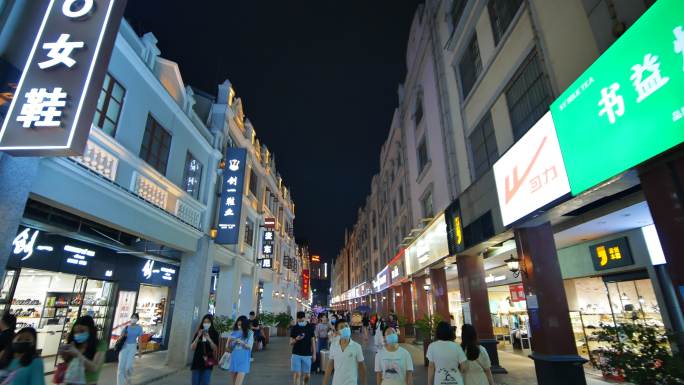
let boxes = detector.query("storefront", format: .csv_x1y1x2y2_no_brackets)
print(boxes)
3,226,179,371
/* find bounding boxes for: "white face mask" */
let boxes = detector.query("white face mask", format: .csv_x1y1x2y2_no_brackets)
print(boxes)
130,318,138,325
203,323,211,330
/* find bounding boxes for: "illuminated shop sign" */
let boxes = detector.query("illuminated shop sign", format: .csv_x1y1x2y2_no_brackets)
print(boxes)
590,237,635,271
0,0,127,156
551,0,684,195
216,148,247,244
140,259,177,282
261,229,274,259
405,214,449,275
260,258,272,269
493,112,571,226
302,269,310,297
445,200,465,255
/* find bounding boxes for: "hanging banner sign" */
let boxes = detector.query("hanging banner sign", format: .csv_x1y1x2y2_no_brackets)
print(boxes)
0,0,128,156
216,148,247,244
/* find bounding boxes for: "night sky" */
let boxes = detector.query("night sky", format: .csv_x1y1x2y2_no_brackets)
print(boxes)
124,1,421,262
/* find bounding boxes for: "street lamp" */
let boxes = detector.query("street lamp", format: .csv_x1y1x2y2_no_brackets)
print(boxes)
505,255,522,277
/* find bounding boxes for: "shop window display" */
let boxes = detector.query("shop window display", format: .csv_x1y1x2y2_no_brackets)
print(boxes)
6,270,114,372
136,284,168,352
566,276,666,367
488,286,530,349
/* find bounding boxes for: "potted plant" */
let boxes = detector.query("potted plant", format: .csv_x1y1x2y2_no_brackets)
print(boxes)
275,312,293,337
595,323,678,384
414,314,442,366
397,315,410,343
213,316,234,358
259,311,276,345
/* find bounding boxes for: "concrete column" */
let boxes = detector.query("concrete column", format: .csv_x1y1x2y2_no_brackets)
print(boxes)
515,223,586,385
429,267,450,321
401,282,414,324
393,286,404,319
238,271,255,316
457,254,504,373
167,236,214,368
0,156,40,282
261,281,274,313
640,154,684,352
215,262,240,318
413,276,429,321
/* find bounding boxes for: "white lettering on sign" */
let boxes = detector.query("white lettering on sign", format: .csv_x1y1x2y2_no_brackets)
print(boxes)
228,159,240,171
493,112,571,226
64,245,95,256
16,88,67,128
12,228,39,261
142,260,154,279
38,34,84,69
61,0,95,18
598,83,625,124
391,266,399,279
631,53,669,103
675,26,684,71
485,274,507,283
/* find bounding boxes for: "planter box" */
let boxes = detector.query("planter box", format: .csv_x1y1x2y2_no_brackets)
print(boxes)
277,326,288,337
263,326,271,346
423,339,432,367
398,327,406,343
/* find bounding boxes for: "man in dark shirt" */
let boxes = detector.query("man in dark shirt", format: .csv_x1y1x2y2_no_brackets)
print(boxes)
290,311,316,385
249,311,265,350
0,313,16,352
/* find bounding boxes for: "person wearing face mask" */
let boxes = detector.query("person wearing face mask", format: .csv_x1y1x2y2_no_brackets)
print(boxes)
60,315,106,385
375,327,414,385
290,311,316,385
116,313,142,385
190,314,219,385
327,315,340,348
322,320,366,385
0,327,44,385
227,316,253,385
313,314,329,374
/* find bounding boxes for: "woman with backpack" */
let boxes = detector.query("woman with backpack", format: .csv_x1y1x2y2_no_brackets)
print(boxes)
460,324,495,385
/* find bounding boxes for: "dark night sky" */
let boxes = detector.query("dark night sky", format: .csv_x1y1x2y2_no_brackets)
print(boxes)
124,1,421,261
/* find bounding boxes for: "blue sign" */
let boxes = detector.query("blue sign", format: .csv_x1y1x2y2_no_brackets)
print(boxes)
216,148,247,244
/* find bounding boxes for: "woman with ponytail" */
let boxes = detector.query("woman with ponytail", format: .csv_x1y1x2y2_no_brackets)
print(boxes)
460,324,494,385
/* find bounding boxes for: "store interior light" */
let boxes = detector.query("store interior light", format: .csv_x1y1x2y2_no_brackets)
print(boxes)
423,284,430,291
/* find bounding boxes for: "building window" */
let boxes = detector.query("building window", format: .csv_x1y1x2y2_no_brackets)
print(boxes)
506,51,553,140
421,190,434,218
417,136,429,174
182,152,203,199
413,91,424,127
468,113,498,179
450,0,468,31
140,115,171,175
248,168,258,197
458,34,482,98
488,0,523,45
244,219,255,247
93,73,125,137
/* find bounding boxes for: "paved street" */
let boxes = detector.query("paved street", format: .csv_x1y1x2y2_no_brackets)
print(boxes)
123,332,615,385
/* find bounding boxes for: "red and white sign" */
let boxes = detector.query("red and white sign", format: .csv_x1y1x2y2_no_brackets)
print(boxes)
493,112,571,226
264,217,276,228
509,284,526,302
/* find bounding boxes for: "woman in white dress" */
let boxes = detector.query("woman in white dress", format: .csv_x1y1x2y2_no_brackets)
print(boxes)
426,321,466,385
460,324,495,385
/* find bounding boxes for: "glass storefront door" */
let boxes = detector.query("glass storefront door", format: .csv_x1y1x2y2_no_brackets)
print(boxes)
136,284,169,352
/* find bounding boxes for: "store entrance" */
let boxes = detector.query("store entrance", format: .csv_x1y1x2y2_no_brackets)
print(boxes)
6,269,115,372
135,284,169,352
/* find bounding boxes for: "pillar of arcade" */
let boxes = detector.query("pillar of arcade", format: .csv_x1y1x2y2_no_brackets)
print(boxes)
429,267,450,321
412,275,429,323
401,281,414,324
456,254,505,372
515,223,587,385
639,150,684,352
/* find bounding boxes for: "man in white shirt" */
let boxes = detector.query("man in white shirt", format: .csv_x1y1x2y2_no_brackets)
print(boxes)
375,327,414,385
322,320,367,385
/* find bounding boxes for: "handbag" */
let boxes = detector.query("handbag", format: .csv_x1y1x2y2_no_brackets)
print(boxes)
64,357,86,385
114,326,128,354
202,342,217,368
218,351,231,371
52,362,67,384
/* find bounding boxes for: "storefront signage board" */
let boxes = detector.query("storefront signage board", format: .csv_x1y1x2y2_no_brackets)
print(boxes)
550,0,684,195
590,237,634,271
445,200,465,255
509,284,526,302
373,266,390,292
0,0,127,156
405,214,449,276
493,112,571,226
302,269,310,297
216,148,247,244
260,258,272,269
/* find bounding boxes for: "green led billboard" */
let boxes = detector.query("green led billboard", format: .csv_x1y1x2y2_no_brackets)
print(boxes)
551,0,684,195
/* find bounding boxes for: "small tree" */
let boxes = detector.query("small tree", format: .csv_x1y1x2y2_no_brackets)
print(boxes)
214,316,235,335
595,323,681,384
414,314,443,341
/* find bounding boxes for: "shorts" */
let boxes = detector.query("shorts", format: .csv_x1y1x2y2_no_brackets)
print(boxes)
291,354,312,373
